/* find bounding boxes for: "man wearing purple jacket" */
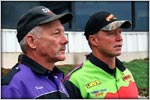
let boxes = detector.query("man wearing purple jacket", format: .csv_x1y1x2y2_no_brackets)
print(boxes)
2,6,73,99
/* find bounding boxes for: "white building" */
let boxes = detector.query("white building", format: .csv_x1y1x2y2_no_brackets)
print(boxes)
1,1,149,68
2,29,148,68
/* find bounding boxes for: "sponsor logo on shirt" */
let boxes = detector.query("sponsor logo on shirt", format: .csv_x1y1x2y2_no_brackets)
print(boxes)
86,80,101,89
122,73,132,81
91,88,107,97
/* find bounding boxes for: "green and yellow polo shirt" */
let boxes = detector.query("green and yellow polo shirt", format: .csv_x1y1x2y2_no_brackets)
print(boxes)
64,54,138,99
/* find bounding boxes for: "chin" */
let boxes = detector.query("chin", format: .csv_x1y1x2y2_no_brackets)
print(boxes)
115,52,121,56
58,56,66,61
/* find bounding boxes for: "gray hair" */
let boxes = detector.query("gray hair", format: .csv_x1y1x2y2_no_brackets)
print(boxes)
19,26,41,53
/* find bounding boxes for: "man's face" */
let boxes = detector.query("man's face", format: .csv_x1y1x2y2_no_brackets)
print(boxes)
34,20,68,62
92,28,123,57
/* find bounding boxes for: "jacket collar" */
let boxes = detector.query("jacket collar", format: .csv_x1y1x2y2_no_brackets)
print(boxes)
21,55,63,75
88,53,126,75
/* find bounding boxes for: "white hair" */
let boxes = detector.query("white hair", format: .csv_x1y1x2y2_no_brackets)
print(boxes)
19,26,41,53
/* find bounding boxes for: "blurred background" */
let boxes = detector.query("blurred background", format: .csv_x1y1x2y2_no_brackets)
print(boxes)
1,1,149,68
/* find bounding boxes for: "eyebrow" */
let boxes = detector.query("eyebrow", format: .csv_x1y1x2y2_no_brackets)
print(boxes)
101,30,111,32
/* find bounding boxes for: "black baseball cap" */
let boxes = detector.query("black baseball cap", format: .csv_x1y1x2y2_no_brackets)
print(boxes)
84,11,131,40
17,6,73,42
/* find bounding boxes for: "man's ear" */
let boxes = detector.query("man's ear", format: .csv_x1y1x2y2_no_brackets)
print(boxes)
26,34,36,49
88,35,98,47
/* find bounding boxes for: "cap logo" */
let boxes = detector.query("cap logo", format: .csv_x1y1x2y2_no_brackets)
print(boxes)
42,8,52,14
106,14,117,22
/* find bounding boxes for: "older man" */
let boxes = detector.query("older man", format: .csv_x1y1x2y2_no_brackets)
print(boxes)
2,6,73,99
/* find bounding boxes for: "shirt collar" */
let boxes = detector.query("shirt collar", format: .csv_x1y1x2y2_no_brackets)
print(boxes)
88,53,126,74
21,55,63,76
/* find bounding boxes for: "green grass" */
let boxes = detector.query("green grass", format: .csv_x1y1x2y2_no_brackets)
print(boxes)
123,59,149,89
57,64,75,76
123,59,149,96
58,58,149,97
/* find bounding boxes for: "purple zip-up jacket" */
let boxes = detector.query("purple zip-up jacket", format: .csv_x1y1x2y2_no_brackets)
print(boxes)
1,55,69,99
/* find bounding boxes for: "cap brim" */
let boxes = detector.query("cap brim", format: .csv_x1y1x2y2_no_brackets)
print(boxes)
38,12,73,25
101,20,131,31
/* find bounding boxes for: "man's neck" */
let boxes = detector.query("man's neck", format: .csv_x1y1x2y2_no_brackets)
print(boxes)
93,53,116,69
26,53,55,71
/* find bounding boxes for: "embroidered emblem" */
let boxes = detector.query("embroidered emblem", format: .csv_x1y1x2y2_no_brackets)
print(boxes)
91,88,107,94
95,92,104,97
86,80,101,89
106,14,117,21
35,86,44,90
93,89,107,97
122,74,131,81
42,8,52,14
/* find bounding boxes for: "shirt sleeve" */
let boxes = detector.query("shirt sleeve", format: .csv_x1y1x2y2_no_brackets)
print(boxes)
2,85,22,99
63,80,82,99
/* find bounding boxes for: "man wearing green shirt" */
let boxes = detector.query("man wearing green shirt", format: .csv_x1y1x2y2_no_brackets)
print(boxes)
64,11,138,99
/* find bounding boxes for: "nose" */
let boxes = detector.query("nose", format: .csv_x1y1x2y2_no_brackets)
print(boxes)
116,33,123,41
62,34,69,44
116,29,123,41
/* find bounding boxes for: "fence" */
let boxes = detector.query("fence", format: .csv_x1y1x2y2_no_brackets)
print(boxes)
2,29,148,53
1,29,148,68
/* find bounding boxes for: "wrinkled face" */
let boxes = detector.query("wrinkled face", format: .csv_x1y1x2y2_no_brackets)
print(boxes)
34,20,68,62
91,28,123,57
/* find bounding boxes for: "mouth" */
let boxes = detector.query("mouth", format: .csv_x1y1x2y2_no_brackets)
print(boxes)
60,47,66,52
114,45,122,48
114,45,122,50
